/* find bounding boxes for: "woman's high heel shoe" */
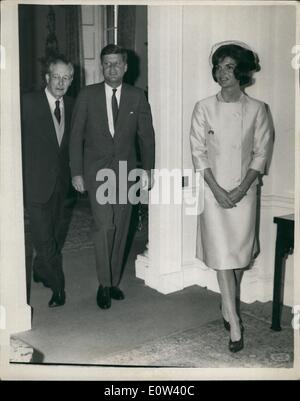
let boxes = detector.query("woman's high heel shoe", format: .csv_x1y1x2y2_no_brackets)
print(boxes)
229,324,244,353
229,335,244,353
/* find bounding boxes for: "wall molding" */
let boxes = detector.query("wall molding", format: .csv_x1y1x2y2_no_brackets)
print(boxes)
183,186,294,211
183,185,294,206
261,193,294,210
147,6,184,282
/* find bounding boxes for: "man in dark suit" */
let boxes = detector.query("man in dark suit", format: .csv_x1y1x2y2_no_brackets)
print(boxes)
70,44,155,310
21,55,74,307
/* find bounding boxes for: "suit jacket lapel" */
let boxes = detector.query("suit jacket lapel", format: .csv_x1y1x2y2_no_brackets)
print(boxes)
41,91,60,150
60,96,72,149
98,83,111,137
114,84,131,140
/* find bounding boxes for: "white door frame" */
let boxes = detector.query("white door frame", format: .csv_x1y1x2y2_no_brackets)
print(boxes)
0,1,32,363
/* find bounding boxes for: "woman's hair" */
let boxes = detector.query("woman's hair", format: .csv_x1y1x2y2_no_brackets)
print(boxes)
211,44,260,86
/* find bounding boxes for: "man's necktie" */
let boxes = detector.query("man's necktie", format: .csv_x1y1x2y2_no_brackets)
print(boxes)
54,100,61,124
111,88,118,126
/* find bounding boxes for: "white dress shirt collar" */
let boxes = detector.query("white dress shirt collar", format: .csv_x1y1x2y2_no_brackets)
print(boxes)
45,87,64,111
104,83,122,100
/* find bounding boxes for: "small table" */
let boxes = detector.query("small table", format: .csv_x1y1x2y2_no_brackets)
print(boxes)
271,214,294,331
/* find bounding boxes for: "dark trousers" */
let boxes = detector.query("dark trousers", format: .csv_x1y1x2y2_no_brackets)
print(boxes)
88,187,132,287
26,180,70,292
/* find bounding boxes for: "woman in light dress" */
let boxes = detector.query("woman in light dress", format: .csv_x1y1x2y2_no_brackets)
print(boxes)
190,41,272,352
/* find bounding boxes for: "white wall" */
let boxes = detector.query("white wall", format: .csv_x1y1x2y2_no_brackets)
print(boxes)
138,4,296,307
181,5,296,305
182,5,295,186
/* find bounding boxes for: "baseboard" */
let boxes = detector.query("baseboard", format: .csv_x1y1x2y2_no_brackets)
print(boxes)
136,257,215,295
135,255,291,305
135,254,149,280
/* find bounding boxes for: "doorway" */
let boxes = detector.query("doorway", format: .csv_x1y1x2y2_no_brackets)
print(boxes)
18,4,149,305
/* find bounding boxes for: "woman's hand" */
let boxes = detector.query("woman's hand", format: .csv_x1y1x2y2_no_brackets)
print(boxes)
228,169,259,203
203,168,236,208
213,186,237,208
228,187,246,204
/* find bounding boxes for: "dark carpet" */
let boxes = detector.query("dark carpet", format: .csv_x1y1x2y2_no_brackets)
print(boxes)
63,205,94,251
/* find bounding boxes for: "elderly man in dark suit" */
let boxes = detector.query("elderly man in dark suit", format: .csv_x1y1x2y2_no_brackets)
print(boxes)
21,55,74,307
70,44,155,310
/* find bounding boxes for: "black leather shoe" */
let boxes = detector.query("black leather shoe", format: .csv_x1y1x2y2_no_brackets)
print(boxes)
48,289,66,308
110,287,125,300
97,286,111,309
33,271,51,288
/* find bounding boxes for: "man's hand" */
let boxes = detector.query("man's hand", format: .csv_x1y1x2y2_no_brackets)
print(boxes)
141,170,154,191
72,175,85,193
212,186,236,209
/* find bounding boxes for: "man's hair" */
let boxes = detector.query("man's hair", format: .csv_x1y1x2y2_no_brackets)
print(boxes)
211,44,260,86
44,54,74,77
100,44,127,63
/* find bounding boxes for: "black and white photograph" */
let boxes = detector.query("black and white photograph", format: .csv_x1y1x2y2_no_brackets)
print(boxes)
0,0,299,381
